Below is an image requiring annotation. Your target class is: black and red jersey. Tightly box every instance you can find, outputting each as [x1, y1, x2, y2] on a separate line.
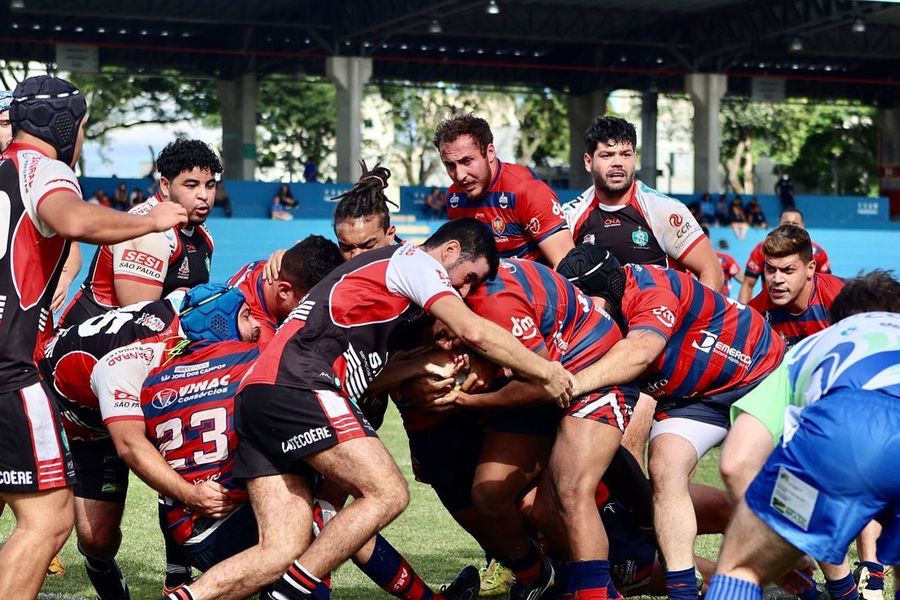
[37, 299, 184, 441]
[620, 264, 785, 399]
[60, 195, 214, 327]
[240, 243, 459, 403]
[142, 340, 257, 544]
[0, 143, 76, 393]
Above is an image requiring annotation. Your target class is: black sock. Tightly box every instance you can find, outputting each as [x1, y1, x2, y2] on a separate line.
[80, 542, 130, 600]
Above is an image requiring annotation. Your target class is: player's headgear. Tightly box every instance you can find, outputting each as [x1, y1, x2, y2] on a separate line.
[10, 75, 87, 167]
[0, 90, 12, 113]
[556, 244, 627, 307]
[179, 283, 246, 343]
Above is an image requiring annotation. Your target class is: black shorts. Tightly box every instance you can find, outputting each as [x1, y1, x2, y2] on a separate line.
[0, 380, 75, 493]
[489, 404, 561, 436]
[233, 384, 377, 480]
[408, 413, 485, 512]
[71, 437, 129, 502]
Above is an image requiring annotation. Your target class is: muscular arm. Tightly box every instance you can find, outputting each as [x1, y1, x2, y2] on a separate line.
[738, 274, 759, 304]
[537, 229, 575, 269]
[37, 191, 186, 244]
[573, 329, 667, 397]
[108, 420, 235, 518]
[680, 236, 724, 290]
[115, 279, 164, 306]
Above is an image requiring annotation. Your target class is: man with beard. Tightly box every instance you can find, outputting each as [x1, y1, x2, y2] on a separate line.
[60, 139, 222, 327]
[434, 113, 574, 268]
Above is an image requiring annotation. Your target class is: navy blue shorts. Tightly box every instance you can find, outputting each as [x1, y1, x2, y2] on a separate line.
[746, 389, 900, 565]
[178, 503, 259, 571]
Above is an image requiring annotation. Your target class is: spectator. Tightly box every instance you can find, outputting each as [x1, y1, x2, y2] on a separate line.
[129, 187, 145, 207]
[87, 188, 111, 207]
[746, 196, 767, 228]
[273, 183, 297, 210]
[303, 160, 319, 183]
[729, 195, 749, 239]
[424, 186, 446, 219]
[699, 192, 716, 225]
[775, 172, 795, 210]
[687, 200, 702, 223]
[112, 182, 129, 211]
[215, 180, 233, 218]
[715, 193, 730, 225]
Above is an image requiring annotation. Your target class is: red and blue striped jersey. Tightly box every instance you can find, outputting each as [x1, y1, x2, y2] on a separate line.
[141, 340, 258, 544]
[621, 264, 785, 399]
[466, 258, 625, 374]
[228, 260, 278, 343]
[716, 251, 741, 296]
[446, 160, 567, 262]
[748, 272, 844, 347]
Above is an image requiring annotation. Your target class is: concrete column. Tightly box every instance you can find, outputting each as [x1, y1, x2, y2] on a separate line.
[217, 72, 258, 181]
[639, 91, 658, 188]
[567, 89, 607, 190]
[877, 106, 900, 217]
[686, 73, 727, 194]
[326, 56, 373, 183]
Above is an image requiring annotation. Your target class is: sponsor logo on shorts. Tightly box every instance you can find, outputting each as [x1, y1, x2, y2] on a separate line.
[0, 470, 33, 486]
[691, 329, 752, 366]
[282, 426, 333, 453]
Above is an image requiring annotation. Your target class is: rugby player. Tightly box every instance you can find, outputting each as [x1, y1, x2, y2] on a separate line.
[0, 74, 186, 600]
[60, 139, 222, 327]
[748, 224, 844, 347]
[705, 273, 900, 600]
[0, 90, 11, 151]
[434, 113, 574, 267]
[556, 244, 785, 600]
[168, 170, 573, 600]
[701, 226, 743, 297]
[738, 208, 831, 304]
[36, 284, 259, 600]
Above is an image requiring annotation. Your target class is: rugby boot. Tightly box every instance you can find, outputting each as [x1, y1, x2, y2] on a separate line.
[439, 565, 480, 600]
[853, 562, 884, 600]
[46, 553, 66, 577]
[508, 558, 555, 600]
[479, 559, 515, 598]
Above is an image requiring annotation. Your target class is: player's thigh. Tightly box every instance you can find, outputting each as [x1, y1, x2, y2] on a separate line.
[247, 473, 314, 555]
[3, 487, 74, 537]
[472, 430, 553, 505]
[304, 436, 406, 502]
[550, 416, 623, 501]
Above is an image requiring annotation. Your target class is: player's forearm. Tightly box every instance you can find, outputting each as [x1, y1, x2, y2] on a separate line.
[463, 319, 551, 383]
[738, 277, 757, 304]
[113, 432, 195, 503]
[52, 202, 161, 244]
[573, 337, 655, 397]
[457, 379, 547, 409]
[370, 350, 433, 394]
[697, 262, 724, 291]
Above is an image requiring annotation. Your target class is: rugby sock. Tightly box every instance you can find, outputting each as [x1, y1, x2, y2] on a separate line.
[353, 534, 435, 600]
[159, 510, 193, 591]
[79, 542, 130, 600]
[826, 573, 859, 599]
[664, 566, 699, 600]
[270, 561, 325, 599]
[503, 541, 543, 586]
[160, 585, 195, 600]
[860, 561, 885, 592]
[800, 584, 820, 600]
[704, 574, 761, 600]
[567, 560, 616, 600]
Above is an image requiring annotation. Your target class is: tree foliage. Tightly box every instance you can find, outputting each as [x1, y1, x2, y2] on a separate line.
[515, 89, 568, 167]
[255, 75, 336, 182]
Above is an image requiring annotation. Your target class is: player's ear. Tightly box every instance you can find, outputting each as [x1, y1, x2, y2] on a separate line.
[159, 176, 171, 200]
[276, 280, 294, 298]
[443, 239, 462, 262]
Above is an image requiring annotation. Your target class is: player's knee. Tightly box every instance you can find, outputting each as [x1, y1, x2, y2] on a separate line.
[719, 452, 753, 501]
[549, 470, 595, 515]
[470, 478, 515, 516]
[76, 517, 122, 558]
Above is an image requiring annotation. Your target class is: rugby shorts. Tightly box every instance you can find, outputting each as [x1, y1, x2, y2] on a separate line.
[564, 388, 632, 432]
[71, 437, 129, 502]
[233, 383, 376, 480]
[745, 389, 900, 565]
[0, 380, 75, 493]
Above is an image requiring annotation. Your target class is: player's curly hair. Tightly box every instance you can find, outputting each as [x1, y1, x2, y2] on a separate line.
[829, 269, 900, 323]
[584, 116, 637, 155]
[332, 161, 397, 233]
[280, 235, 343, 295]
[155, 139, 223, 181]
[432, 113, 493, 156]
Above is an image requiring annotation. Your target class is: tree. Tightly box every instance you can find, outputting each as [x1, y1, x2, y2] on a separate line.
[515, 89, 568, 167]
[255, 75, 336, 182]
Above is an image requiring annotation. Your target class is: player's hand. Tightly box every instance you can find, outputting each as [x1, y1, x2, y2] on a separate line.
[186, 480, 235, 519]
[458, 353, 495, 393]
[148, 201, 188, 231]
[263, 249, 287, 283]
[540, 361, 576, 408]
[50, 275, 74, 312]
[399, 374, 456, 405]
[423, 390, 460, 413]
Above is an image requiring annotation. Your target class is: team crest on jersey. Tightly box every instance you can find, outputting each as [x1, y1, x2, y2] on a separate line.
[498, 193, 509, 209]
[449, 193, 460, 208]
[583, 234, 596, 245]
[492, 216, 505, 235]
[177, 257, 190, 279]
[631, 227, 649, 247]
[135, 312, 166, 332]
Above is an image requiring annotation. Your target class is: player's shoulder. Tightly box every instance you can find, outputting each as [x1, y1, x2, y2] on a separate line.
[748, 290, 770, 313]
[817, 272, 845, 295]
[499, 162, 553, 193]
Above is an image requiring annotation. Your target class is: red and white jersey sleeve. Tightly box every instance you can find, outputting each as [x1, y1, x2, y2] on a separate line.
[18, 149, 81, 238]
[632, 183, 704, 262]
[90, 341, 167, 425]
[111, 231, 173, 288]
[384, 243, 460, 313]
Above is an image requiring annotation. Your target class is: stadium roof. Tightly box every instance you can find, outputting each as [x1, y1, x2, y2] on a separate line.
[4, 0, 900, 103]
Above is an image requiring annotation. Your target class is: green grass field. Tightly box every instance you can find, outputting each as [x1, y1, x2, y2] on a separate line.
[1, 404, 891, 599]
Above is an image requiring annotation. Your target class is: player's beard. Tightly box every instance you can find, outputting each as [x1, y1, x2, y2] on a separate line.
[594, 169, 634, 200]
